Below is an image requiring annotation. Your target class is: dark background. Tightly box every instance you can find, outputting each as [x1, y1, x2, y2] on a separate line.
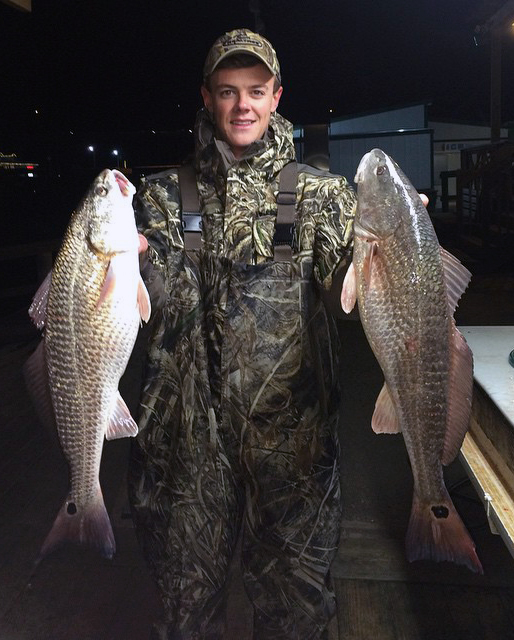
[1, 0, 513, 244]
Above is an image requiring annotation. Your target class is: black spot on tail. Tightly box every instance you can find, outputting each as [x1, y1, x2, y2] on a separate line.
[431, 505, 449, 519]
[67, 502, 77, 515]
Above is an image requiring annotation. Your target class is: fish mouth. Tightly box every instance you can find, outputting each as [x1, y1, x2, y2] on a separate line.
[112, 169, 135, 198]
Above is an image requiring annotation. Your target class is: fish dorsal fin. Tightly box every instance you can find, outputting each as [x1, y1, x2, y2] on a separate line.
[28, 270, 52, 330]
[341, 261, 357, 313]
[22, 340, 57, 434]
[442, 323, 474, 465]
[105, 392, 138, 440]
[372, 383, 401, 434]
[441, 248, 471, 315]
[137, 276, 151, 323]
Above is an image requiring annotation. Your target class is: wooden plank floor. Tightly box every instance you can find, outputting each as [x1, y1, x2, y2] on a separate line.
[1, 265, 514, 639]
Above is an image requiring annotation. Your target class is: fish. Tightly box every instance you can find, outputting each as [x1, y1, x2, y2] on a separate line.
[341, 148, 482, 574]
[24, 168, 151, 560]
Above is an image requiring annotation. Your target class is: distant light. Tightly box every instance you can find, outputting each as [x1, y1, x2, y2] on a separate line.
[27, 172, 34, 178]
[26, 164, 34, 169]
[87, 145, 94, 152]
[151, 130, 156, 134]
[69, 131, 74, 135]
[188, 129, 193, 133]
[398, 129, 405, 132]
[112, 149, 119, 156]
[329, 108, 333, 113]
[34, 109, 39, 114]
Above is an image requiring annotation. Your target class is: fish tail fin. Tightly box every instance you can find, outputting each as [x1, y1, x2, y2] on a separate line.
[38, 487, 115, 562]
[406, 490, 483, 574]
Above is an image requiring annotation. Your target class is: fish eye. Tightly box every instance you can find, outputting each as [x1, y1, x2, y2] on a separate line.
[376, 165, 387, 176]
[95, 185, 108, 197]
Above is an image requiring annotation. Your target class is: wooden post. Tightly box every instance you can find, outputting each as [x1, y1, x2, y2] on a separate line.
[490, 27, 502, 142]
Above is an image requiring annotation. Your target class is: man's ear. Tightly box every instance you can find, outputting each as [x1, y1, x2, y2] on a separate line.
[201, 85, 213, 112]
[271, 86, 283, 113]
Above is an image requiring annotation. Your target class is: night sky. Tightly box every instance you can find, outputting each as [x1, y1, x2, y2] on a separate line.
[1, 0, 514, 165]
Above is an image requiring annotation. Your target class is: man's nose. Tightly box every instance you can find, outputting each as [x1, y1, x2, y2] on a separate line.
[235, 93, 250, 110]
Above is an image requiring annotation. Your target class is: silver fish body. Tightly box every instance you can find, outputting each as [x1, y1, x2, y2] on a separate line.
[25, 168, 150, 560]
[342, 149, 482, 573]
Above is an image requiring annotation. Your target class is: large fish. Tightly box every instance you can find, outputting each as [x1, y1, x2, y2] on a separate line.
[341, 148, 482, 573]
[24, 168, 151, 560]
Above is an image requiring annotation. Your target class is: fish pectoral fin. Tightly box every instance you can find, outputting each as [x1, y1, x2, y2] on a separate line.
[341, 261, 357, 313]
[442, 323, 474, 465]
[105, 392, 139, 440]
[365, 241, 377, 284]
[371, 383, 401, 434]
[28, 269, 52, 330]
[137, 275, 151, 323]
[441, 247, 472, 315]
[97, 262, 117, 309]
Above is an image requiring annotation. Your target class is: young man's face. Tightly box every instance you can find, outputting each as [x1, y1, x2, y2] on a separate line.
[201, 63, 283, 159]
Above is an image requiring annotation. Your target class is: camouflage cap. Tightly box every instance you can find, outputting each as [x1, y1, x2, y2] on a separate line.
[203, 28, 281, 84]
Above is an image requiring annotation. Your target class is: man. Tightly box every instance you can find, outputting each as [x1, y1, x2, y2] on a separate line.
[128, 28, 356, 639]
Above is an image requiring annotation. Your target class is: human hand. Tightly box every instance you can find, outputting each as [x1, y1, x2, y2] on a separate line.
[138, 233, 148, 254]
[420, 193, 429, 207]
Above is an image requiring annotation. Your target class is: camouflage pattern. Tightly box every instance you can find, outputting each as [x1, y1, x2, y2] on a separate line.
[203, 28, 281, 84]
[128, 109, 355, 639]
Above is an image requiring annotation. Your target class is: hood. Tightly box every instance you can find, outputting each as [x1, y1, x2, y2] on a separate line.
[194, 108, 296, 182]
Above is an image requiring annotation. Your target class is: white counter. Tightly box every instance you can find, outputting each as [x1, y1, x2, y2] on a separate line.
[458, 326, 514, 559]
[460, 326, 514, 427]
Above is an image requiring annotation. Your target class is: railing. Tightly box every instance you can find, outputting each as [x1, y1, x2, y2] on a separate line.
[454, 142, 514, 255]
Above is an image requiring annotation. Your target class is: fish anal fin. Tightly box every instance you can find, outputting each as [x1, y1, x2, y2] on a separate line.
[341, 261, 357, 313]
[105, 391, 138, 440]
[28, 270, 52, 330]
[137, 275, 151, 323]
[441, 247, 472, 315]
[442, 323, 474, 465]
[38, 486, 115, 562]
[372, 383, 401, 434]
[406, 490, 483, 574]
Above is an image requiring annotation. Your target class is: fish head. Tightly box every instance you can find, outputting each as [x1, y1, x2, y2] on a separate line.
[354, 148, 420, 241]
[83, 169, 138, 256]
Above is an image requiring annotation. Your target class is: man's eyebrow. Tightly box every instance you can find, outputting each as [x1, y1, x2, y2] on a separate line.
[215, 82, 269, 90]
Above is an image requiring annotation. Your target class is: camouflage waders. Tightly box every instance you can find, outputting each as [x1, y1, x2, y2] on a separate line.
[128, 111, 355, 639]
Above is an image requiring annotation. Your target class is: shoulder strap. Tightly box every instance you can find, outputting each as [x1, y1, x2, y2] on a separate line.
[178, 163, 202, 251]
[273, 161, 297, 262]
[177, 161, 298, 259]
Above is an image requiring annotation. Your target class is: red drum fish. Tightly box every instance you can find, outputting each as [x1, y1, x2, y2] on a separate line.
[25, 169, 150, 560]
[341, 148, 482, 573]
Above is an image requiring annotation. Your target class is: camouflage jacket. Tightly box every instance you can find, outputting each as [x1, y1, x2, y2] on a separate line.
[133, 109, 355, 465]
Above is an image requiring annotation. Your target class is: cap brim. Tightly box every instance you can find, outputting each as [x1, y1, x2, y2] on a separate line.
[207, 49, 278, 79]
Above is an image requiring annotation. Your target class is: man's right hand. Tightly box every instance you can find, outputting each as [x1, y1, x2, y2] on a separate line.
[138, 233, 148, 254]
